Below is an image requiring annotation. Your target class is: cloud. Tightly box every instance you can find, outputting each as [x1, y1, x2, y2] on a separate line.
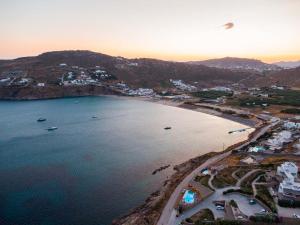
[223, 22, 234, 30]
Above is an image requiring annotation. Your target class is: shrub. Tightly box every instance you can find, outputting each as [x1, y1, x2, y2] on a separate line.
[229, 199, 238, 208]
[249, 214, 279, 223]
[281, 108, 300, 114]
[223, 188, 253, 196]
[278, 199, 300, 208]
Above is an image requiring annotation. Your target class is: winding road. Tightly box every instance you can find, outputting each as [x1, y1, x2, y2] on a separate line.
[156, 120, 279, 225]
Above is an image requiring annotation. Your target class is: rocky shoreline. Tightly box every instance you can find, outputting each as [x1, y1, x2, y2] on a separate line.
[0, 85, 121, 100]
[111, 129, 257, 225]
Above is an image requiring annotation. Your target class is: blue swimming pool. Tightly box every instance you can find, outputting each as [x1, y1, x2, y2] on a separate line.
[183, 190, 195, 204]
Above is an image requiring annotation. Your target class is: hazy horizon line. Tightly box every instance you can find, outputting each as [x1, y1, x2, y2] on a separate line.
[1, 49, 300, 64]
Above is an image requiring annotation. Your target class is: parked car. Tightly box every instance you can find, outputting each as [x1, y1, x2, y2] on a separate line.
[293, 213, 300, 219]
[216, 205, 224, 210]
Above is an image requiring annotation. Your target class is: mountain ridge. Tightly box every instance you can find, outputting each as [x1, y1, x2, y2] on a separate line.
[188, 56, 281, 72]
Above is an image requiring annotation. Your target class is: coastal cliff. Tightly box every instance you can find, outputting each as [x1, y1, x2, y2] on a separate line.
[0, 85, 120, 100]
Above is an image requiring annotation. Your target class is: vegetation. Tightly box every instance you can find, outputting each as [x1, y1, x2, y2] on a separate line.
[256, 175, 267, 183]
[255, 185, 277, 213]
[194, 175, 213, 190]
[281, 108, 300, 114]
[212, 167, 237, 188]
[233, 89, 300, 107]
[278, 199, 300, 208]
[193, 90, 233, 99]
[240, 170, 265, 190]
[249, 214, 279, 223]
[235, 168, 252, 178]
[229, 199, 238, 208]
[223, 188, 253, 196]
[188, 208, 214, 224]
[195, 220, 242, 225]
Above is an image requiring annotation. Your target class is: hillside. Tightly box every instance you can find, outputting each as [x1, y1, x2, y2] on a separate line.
[252, 67, 300, 88]
[188, 57, 281, 72]
[0, 51, 255, 87]
[273, 61, 300, 69]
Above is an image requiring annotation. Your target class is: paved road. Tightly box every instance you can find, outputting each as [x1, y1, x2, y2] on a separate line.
[174, 188, 265, 224]
[156, 151, 231, 225]
[157, 121, 279, 225]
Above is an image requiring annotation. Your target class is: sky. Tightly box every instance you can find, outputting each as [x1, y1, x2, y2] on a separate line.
[0, 0, 299, 62]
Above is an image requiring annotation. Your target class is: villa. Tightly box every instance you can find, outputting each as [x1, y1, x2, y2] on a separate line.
[266, 130, 292, 151]
[277, 162, 300, 199]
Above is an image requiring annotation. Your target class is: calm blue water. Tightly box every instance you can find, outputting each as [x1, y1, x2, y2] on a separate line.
[0, 96, 250, 225]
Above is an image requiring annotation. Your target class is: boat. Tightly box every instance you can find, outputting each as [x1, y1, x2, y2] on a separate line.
[37, 118, 47, 122]
[46, 127, 58, 131]
[164, 127, 172, 130]
[92, 116, 98, 119]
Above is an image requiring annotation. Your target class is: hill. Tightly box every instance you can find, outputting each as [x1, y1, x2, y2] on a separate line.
[252, 67, 300, 88]
[0, 51, 256, 93]
[273, 61, 300, 69]
[188, 57, 281, 72]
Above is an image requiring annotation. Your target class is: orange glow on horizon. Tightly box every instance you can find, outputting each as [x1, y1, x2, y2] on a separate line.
[1, 0, 299, 63]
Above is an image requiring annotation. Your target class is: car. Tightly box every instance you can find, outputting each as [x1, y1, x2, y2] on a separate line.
[249, 199, 256, 205]
[216, 205, 224, 210]
[259, 209, 266, 214]
[293, 213, 300, 219]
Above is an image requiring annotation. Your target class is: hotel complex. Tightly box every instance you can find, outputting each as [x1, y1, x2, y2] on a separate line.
[277, 162, 300, 199]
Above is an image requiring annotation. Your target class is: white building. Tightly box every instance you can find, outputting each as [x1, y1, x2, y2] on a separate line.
[37, 83, 45, 87]
[277, 162, 300, 198]
[170, 79, 196, 92]
[209, 86, 232, 92]
[284, 121, 300, 130]
[277, 162, 298, 179]
[266, 130, 292, 151]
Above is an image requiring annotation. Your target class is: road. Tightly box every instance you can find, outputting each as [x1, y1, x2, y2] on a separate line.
[156, 151, 231, 225]
[174, 188, 265, 224]
[156, 120, 279, 225]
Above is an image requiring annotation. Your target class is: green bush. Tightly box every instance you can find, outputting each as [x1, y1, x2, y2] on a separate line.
[281, 108, 300, 114]
[278, 199, 300, 208]
[193, 90, 233, 99]
[229, 200, 238, 208]
[223, 188, 253, 195]
[255, 185, 277, 213]
[249, 214, 279, 223]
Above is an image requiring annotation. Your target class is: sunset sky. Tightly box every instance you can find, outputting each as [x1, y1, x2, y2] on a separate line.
[0, 0, 299, 62]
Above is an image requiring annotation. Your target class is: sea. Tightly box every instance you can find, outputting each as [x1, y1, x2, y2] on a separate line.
[0, 96, 251, 225]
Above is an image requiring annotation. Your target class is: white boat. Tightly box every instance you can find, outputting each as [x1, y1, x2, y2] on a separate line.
[46, 126, 58, 131]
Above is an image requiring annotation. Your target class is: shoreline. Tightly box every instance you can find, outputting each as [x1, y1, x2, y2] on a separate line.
[107, 95, 259, 127]
[112, 122, 265, 225]
[0, 93, 261, 225]
[1, 93, 258, 127]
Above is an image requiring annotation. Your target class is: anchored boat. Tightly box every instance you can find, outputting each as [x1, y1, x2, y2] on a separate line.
[46, 126, 58, 131]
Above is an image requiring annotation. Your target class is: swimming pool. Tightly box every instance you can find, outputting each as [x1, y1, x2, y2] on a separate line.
[183, 190, 195, 204]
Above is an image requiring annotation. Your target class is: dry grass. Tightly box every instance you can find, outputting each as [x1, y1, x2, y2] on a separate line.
[261, 155, 300, 165]
[212, 167, 238, 188]
[215, 154, 244, 167]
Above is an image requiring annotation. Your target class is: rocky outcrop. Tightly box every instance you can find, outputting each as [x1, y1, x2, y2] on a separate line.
[0, 85, 120, 100]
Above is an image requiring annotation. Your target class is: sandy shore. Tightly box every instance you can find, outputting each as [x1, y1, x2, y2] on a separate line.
[108, 95, 258, 127]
